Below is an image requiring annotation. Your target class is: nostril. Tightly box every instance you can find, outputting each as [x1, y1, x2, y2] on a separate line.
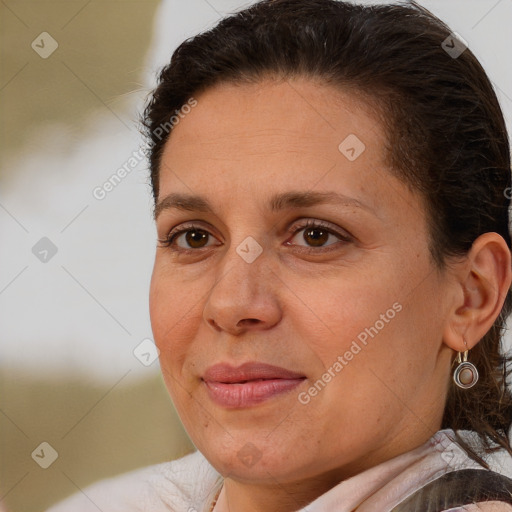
[208, 319, 222, 331]
[239, 318, 260, 326]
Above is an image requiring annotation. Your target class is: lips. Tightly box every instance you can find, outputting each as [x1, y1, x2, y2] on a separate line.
[202, 361, 306, 408]
[203, 361, 305, 383]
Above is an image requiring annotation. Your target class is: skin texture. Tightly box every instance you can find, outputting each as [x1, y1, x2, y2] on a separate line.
[149, 77, 511, 512]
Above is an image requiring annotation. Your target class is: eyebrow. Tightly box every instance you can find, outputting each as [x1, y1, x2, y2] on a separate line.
[153, 190, 373, 220]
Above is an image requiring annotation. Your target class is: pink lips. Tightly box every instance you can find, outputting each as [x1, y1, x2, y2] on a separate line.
[202, 362, 306, 408]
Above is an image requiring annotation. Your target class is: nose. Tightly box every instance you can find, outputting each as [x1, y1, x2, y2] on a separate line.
[203, 242, 282, 336]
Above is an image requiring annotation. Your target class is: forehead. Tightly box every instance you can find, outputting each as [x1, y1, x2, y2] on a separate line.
[164, 77, 385, 161]
[156, 77, 417, 223]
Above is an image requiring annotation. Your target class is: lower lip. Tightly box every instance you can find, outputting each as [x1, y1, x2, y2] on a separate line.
[203, 378, 305, 408]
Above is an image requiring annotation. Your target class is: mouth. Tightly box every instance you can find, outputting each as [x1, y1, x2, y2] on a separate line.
[202, 361, 306, 408]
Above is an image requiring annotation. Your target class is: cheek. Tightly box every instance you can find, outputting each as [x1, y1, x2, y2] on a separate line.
[300, 269, 400, 359]
[149, 262, 203, 341]
[303, 306, 423, 444]
[301, 263, 434, 393]
[149, 265, 204, 380]
[310, 274, 443, 421]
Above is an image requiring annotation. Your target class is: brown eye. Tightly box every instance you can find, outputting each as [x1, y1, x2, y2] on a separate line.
[158, 225, 220, 251]
[288, 220, 350, 250]
[303, 227, 330, 247]
[183, 229, 209, 249]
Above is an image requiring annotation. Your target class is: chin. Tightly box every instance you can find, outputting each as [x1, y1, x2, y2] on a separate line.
[197, 433, 310, 484]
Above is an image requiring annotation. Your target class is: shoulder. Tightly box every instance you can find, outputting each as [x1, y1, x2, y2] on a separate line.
[45, 450, 221, 512]
[443, 503, 512, 512]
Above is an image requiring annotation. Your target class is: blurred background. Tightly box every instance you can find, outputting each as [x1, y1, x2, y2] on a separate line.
[1, 0, 511, 510]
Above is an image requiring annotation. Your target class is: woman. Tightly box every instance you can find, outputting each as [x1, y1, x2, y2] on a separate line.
[47, 0, 512, 510]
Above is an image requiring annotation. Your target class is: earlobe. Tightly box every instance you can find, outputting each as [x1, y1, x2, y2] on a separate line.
[442, 232, 512, 353]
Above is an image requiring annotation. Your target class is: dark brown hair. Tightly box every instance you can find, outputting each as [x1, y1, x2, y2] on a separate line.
[141, 0, 512, 465]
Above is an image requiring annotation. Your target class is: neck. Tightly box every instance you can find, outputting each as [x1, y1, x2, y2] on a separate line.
[213, 451, 383, 512]
[213, 422, 444, 512]
[215, 476, 339, 512]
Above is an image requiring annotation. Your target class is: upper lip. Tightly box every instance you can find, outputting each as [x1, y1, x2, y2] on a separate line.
[202, 362, 305, 383]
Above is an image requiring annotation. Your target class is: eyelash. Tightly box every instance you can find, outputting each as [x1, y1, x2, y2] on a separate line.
[157, 219, 352, 254]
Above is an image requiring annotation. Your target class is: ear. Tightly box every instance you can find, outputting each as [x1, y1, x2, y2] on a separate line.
[443, 232, 512, 352]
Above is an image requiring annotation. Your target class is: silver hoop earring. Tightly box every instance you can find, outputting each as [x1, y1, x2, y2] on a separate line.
[453, 350, 479, 389]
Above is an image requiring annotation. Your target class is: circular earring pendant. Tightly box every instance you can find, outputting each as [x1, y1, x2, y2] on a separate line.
[453, 361, 479, 389]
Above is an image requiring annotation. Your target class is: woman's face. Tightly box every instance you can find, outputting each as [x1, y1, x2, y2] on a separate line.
[149, 77, 455, 486]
